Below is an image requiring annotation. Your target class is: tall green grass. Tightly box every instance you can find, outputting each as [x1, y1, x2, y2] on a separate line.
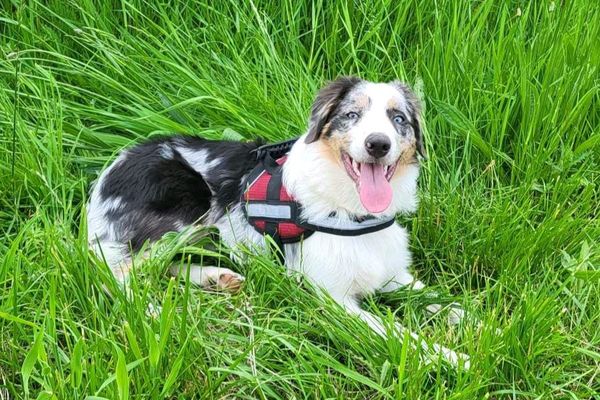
[1, 0, 599, 398]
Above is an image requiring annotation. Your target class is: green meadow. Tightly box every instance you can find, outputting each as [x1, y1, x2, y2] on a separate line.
[1, 1, 599, 398]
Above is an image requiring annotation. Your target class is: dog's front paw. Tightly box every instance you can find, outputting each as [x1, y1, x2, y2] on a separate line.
[216, 271, 245, 293]
[431, 343, 471, 370]
[447, 304, 466, 326]
[446, 348, 471, 370]
[426, 303, 466, 326]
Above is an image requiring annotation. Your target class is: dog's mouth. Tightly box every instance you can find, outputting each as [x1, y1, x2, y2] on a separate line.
[342, 152, 398, 214]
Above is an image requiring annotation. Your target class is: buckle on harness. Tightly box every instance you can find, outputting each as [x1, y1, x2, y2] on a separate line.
[251, 139, 297, 171]
[252, 139, 297, 160]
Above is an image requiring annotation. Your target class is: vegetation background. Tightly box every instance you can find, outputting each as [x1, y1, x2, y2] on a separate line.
[1, 0, 599, 398]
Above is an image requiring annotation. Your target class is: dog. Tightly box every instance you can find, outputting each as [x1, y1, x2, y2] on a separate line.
[87, 77, 469, 368]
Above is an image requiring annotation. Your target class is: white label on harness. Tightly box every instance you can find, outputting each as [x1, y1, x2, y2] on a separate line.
[246, 203, 292, 219]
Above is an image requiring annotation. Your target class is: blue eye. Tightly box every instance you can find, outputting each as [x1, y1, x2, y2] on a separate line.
[393, 115, 405, 124]
[346, 111, 359, 120]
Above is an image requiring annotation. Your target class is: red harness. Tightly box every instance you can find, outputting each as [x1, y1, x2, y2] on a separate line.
[243, 154, 313, 243]
[242, 139, 313, 246]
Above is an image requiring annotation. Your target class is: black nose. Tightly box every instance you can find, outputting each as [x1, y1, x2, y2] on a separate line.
[365, 133, 391, 158]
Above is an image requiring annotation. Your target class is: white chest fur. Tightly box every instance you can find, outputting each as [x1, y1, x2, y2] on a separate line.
[285, 223, 412, 298]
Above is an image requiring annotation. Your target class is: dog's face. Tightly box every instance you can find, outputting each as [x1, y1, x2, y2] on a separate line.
[305, 77, 424, 214]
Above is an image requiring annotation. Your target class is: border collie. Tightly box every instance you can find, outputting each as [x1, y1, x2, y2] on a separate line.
[87, 77, 469, 368]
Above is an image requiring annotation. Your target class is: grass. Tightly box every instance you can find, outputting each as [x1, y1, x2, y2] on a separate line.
[1, 0, 599, 398]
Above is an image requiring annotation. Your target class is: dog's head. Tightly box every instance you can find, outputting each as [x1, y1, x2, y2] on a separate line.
[304, 77, 424, 214]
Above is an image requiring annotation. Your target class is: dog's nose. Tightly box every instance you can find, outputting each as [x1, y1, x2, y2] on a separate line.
[365, 133, 391, 158]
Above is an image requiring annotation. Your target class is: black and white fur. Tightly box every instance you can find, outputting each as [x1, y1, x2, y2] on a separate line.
[87, 77, 469, 368]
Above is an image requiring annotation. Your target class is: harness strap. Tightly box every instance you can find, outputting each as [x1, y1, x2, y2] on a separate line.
[265, 161, 285, 263]
[252, 139, 297, 162]
[298, 214, 395, 236]
[245, 205, 395, 236]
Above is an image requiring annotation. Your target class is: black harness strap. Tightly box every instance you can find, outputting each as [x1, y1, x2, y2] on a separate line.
[265, 160, 285, 263]
[298, 216, 395, 236]
[253, 139, 297, 163]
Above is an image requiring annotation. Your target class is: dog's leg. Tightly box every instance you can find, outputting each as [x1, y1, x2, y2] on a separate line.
[170, 264, 245, 293]
[91, 240, 134, 294]
[380, 272, 465, 326]
[91, 240, 166, 317]
[338, 296, 470, 369]
[379, 269, 425, 293]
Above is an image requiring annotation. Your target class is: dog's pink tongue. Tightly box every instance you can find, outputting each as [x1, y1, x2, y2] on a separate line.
[358, 163, 393, 213]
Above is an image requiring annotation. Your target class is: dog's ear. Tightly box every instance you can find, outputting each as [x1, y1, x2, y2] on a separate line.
[390, 81, 426, 159]
[305, 76, 362, 144]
